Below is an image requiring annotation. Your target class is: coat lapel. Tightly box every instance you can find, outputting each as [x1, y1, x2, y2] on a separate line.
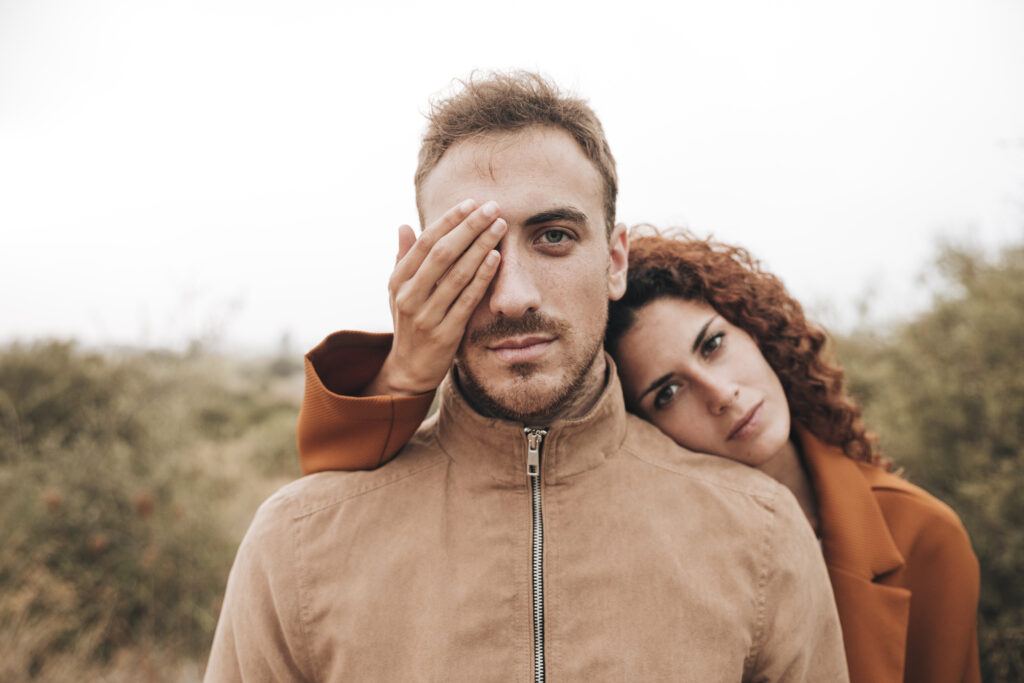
[796, 430, 911, 683]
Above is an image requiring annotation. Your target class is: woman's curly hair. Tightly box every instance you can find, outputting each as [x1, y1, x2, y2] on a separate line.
[606, 229, 883, 466]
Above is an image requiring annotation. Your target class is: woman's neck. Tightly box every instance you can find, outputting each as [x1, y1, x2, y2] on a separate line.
[756, 438, 820, 536]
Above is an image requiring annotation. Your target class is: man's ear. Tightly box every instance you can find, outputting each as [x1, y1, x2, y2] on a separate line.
[607, 222, 629, 301]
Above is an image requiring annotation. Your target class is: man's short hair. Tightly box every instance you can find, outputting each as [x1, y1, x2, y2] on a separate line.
[414, 70, 618, 236]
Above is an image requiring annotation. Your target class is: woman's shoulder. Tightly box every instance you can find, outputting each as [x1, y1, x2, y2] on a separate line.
[856, 461, 976, 562]
[857, 462, 956, 519]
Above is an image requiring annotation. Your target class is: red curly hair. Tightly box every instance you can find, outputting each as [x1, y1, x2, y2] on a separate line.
[606, 229, 883, 466]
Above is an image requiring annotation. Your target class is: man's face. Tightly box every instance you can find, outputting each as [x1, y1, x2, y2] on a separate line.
[419, 127, 627, 422]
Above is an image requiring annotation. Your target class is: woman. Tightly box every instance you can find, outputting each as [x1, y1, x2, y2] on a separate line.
[295, 231, 980, 683]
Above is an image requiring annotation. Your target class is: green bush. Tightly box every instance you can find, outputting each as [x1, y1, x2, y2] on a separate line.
[835, 241, 1024, 682]
[0, 342, 300, 680]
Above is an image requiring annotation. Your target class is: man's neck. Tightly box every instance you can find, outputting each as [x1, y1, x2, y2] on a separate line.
[540, 356, 610, 423]
[540, 352, 609, 424]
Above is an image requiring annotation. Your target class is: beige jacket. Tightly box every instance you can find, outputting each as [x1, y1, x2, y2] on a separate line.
[207, 342, 848, 681]
[290, 333, 980, 683]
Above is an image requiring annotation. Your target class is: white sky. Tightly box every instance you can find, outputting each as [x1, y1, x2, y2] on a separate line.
[2, 0, 1022, 354]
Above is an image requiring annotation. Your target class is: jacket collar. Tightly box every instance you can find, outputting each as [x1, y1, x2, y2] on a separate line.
[797, 429, 905, 579]
[434, 353, 628, 487]
[796, 429, 910, 683]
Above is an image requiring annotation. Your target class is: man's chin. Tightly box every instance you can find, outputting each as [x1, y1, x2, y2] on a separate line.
[455, 332, 605, 423]
[454, 363, 568, 423]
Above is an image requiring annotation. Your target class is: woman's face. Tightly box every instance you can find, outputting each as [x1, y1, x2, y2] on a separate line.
[614, 297, 791, 467]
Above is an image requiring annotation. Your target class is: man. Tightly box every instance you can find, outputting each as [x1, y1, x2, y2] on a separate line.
[206, 72, 848, 681]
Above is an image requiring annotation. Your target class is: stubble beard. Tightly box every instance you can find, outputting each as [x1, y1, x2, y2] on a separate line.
[454, 311, 607, 424]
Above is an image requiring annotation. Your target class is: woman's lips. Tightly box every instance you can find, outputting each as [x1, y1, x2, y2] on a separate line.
[727, 401, 763, 441]
[488, 337, 555, 364]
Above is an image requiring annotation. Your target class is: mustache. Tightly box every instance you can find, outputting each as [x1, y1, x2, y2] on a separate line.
[467, 311, 567, 347]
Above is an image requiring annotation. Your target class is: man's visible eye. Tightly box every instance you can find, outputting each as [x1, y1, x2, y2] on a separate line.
[539, 229, 570, 244]
[653, 382, 682, 410]
[700, 332, 725, 358]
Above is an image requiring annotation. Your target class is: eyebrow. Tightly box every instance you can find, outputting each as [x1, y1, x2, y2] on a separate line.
[522, 206, 589, 228]
[638, 372, 674, 403]
[636, 314, 719, 404]
[691, 315, 718, 353]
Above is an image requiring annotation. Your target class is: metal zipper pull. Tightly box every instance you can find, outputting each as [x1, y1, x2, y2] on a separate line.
[525, 428, 547, 477]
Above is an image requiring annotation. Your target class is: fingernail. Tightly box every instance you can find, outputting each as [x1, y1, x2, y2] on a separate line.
[481, 201, 498, 218]
[489, 218, 506, 235]
[485, 250, 500, 267]
[459, 199, 476, 213]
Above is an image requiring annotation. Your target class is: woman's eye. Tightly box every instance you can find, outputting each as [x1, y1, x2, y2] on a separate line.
[701, 332, 724, 358]
[540, 230, 569, 244]
[653, 383, 681, 409]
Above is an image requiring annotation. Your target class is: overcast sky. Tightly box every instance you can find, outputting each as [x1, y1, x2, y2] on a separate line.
[2, 0, 1022, 353]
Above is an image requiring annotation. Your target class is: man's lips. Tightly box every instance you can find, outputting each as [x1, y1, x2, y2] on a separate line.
[727, 401, 763, 441]
[486, 336, 555, 363]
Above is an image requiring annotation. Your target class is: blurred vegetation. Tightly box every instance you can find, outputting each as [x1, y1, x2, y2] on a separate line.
[0, 342, 301, 681]
[0, 239, 1021, 680]
[836, 239, 1024, 682]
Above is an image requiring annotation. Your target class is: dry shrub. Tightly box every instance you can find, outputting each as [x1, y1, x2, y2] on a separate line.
[0, 341, 301, 680]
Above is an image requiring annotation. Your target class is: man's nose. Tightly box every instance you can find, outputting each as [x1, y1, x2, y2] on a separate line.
[487, 244, 541, 318]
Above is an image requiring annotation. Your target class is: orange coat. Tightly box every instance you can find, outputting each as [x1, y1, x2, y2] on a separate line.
[794, 430, 980, 683]
[296, 331, 981, 683]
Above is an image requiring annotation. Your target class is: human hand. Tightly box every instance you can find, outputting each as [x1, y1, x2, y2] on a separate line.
[362, 199, 506, 396]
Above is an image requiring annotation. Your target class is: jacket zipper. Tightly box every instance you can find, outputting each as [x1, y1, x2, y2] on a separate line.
[525, 427, 548, 683]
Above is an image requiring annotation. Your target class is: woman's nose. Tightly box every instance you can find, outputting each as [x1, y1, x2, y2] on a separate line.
[706, 381, 739, 416]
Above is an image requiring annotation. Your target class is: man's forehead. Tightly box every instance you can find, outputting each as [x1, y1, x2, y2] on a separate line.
[460, 128, 566, 168]
[420, 127, 602, 223]
[430, 129, 575, 183]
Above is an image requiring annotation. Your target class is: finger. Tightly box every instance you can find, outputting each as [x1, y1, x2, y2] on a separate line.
[395, 225, 416, 264]
[392, 199, 476, 284]
[406, 200, 502, 297]
[423, 217, 506, 321]
[440, 249, 501, 332]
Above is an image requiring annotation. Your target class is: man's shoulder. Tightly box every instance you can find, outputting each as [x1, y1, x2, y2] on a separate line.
[620, 413, 786, 507]
[617, 416, 824, 604]
[264, 430, 447, 523]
